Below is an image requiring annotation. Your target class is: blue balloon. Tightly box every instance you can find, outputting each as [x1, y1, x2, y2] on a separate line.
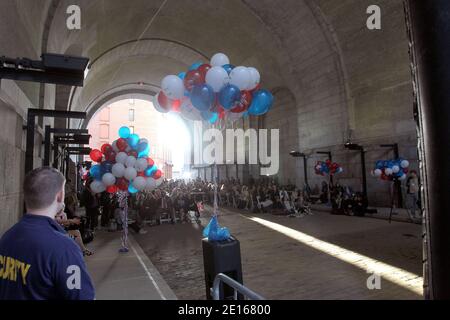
[375, 160, 384, 169]
[248, 89, 274, 116]
[222, 64, 235, 75]
[145, 166, 156, 177]
[119, 126, 131, 139]
[136, 142, 148, 153]
[128, 134, 140, 149]
[218, 84, 241, 110]
[191, 84, 215, 111]
[100, 161, 113, 175]
[178, 72, 186, 80]
[189, 61, 202, 71]
[138, 144, 150, 158]
[90, 165, 102, 180]
[128, 184, 138, 194]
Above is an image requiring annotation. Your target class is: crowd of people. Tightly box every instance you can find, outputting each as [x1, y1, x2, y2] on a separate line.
[66, 170, 421, 255]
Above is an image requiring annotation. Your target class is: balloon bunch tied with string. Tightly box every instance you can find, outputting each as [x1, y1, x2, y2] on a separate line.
[314, 159, 343, 176]
[372, 159, 410, 181]
[88, 126, 163, 194]
[154, 52, 274, 125]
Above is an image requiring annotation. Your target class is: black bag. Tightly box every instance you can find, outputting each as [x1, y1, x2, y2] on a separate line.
[82, 230, 94, 244]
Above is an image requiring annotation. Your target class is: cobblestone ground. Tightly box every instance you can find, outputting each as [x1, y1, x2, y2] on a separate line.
[134, 207, 422, 300]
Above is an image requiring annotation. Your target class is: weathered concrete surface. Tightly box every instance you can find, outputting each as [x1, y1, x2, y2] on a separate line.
[135, 206, 422, 300]
[85, 231, 177, 300]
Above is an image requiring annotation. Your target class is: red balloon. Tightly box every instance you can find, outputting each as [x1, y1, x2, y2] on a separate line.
[116, 178, 128, 191]
[128, 150, 138, 158]
[105, 150, 116, 162]
[152, 169, 162, 180]
[197, 64, 212, 82]
[89, 149, 103, 163]
[184, 69, 203, 91]
[107, 185, 118, 194]
[147, 158, 155, 167]
[101, 143, 112, 155]
[137, 171, 145, 177]
[231, 91, 253, 113]
[157, 91, 172, 111]
[116, 138, 128, 151]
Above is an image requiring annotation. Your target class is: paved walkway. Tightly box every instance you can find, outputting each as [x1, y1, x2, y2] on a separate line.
[84, 230, 177, 300]
[134, 206, 423, 300]
[310, 203, 422, 224]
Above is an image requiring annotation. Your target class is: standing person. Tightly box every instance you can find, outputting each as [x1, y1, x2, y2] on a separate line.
[406, 170, 420, 219]
[0, 167, 95, 300]
[81, 180, 100, 231]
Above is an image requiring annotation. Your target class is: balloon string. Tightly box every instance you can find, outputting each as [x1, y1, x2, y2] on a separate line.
[213, 162, 218, 217]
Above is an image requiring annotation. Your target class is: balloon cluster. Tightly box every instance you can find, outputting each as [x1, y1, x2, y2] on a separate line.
[88, 126, 163, 194]
[155, 52, 274, 124]
[315, 160, 343, 176]
[372, 158, 409, 181]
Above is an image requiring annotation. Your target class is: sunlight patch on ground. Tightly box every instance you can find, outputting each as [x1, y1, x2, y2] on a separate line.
[244, 215, 423, 296]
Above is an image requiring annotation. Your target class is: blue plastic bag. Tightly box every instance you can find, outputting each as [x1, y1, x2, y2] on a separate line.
[203, 216, 231, 242]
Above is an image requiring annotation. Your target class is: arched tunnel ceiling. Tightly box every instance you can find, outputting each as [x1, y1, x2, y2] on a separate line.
[4, 0, 412, 148]
[46, 0, 292, 122]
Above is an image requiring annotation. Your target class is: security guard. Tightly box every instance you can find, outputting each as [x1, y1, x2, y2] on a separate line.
[0, 167, 95, 300]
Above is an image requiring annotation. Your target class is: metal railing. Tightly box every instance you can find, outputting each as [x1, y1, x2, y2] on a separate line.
[211, 273, 265, 300]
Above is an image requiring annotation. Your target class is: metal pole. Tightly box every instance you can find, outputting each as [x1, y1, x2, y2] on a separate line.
[406, 0, 450, 299]
[25, 112, 36, 174]
[44, 125, 51, 166]
[302, 156, 308, 187]
[360, 149, 368, 201]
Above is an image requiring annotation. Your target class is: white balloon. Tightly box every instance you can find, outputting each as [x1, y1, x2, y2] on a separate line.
[135, 158, 148, 172]
[229, 66, 251, 90]
[210, 53, 230, 67]
[125, 156, 137, 168]
[145, 178, 157, 191]
[102, 173, 116, 187]
[399, 174, 407, 181]
[246, 67, 260, 90]
[124, 167, 137, 181]
[125, 145, 132, 153]
[133, 176, 147, 191]
[111, 140, 120, 153]
[112, 163, 125, 178]
[401, 160, 410, 168]
[90, 180, 106, 194]
[392, 165, 400, 173]
[385, 168, 393, 176]
[374, 169, 382, 177]
[116, 152, 128, 165]
[161, 75, 184, 100]
[205, 66, 230, 92]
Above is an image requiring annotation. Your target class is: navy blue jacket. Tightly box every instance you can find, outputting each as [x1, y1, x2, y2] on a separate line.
[0, 214, 95, 300]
